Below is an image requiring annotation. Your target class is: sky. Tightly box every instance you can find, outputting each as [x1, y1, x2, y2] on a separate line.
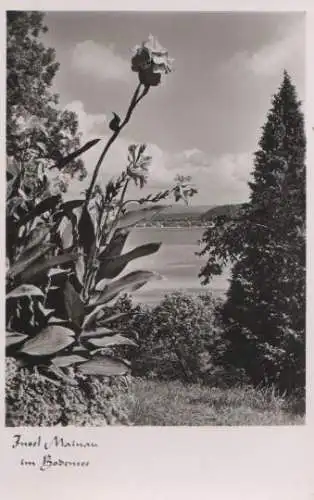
[43, 11, 305, 206]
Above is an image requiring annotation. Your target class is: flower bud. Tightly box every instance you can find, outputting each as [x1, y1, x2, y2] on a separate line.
[131, 34, 173, 87]
[139, 67, 161, 87]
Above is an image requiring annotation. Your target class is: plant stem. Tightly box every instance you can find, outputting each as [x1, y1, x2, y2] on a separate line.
[85, 83, 149, 205]
[81, 83, 150, 301]
[98, 177, 131, 260]
[107, 178, 130, 238]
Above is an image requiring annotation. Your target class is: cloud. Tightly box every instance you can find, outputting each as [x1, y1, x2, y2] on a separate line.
[66, 100, 107, 136]
[63, 100, 253, 205]
[71, 40, 130, 82]
[174, 149, 211, 168]
[62, 100, 174, 200]
[247, 23, 304, 77]
[223, 19, 304, 82]
[165, 149, 253, 205]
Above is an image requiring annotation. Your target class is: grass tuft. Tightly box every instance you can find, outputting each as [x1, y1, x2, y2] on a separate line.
[122, 378, 305, 426]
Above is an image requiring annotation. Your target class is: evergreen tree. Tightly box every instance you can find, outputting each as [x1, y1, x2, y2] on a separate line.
[6, 11, 86, 193]
[199, 71, 305, 393]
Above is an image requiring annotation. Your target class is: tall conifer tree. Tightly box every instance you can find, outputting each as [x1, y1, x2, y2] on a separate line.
[199, 71, 306, 392]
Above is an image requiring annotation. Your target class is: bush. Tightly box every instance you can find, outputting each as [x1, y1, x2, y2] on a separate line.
[6, 357, 130, 426]
[124, 291, 225, 383]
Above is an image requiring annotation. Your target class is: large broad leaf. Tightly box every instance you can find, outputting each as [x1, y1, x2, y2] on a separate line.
[48, 316, 68, 324]
[92, 270, 162, 306]
[47, 267, 71, 278]
[22, 224, 52, 253]
[20, 325, 75, 356]
[52, 354, 87, 368]
[6, 331, 28, 348]
[75, 254, 85, 286]
[77, 356, 130, 376]
[60, 200, 84, 212]
[96, 242, 161, 281]
[78, 205, 95, 258]
[87, 334, 137, 348]
[64, 281, 85, 328]
[20, 253, 78, 282]
[71, 345, 90, 355]
[98, 229, 129, 260]
[54, 139, 101, 170]
[8, 243, 54, 279]
[59, 218, 74, 249]
[97, 312, 131, 325]
[82, 304, 109, 330]
[6, 284, 44, 299]
[17, 195, 61, 228]
[116, 205, 168, 230]
[81, 327, 114, 339]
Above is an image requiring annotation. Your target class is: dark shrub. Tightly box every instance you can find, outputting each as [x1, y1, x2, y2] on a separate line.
[6, 357, 130, 426]
[121, 292, 225, 383]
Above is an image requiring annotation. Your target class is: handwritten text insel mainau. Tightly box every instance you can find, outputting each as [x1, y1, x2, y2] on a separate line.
[12, 434, 99, 450]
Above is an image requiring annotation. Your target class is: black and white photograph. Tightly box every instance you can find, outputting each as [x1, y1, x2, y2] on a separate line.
[5, 10, 306, 427]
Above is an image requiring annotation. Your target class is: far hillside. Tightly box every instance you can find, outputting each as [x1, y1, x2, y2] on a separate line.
[201, 203, 244, 221]
[136, 205, 211, 227]
[136, 203, 244, 227]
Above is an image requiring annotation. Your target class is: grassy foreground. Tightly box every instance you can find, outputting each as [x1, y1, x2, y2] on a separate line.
[122, 378, 305, 426]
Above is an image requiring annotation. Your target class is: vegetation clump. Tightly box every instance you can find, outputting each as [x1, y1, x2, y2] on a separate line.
[6, 12, 197, 426]
[6, 357, 130, 426]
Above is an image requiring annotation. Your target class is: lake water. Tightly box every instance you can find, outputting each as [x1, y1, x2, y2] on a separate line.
[123, 227, 230, 305]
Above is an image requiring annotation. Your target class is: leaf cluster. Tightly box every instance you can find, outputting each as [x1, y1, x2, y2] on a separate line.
[6, 140, 197, 386]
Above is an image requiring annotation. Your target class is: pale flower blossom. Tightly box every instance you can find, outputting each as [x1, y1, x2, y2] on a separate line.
[127, 144, 151, 187]
[131, 34, 174, 87]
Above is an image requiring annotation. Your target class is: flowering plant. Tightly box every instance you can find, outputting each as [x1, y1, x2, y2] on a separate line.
[131, 34, 174, 87]
[6, 34, 197, 401]
[86, 35, 173, 202]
